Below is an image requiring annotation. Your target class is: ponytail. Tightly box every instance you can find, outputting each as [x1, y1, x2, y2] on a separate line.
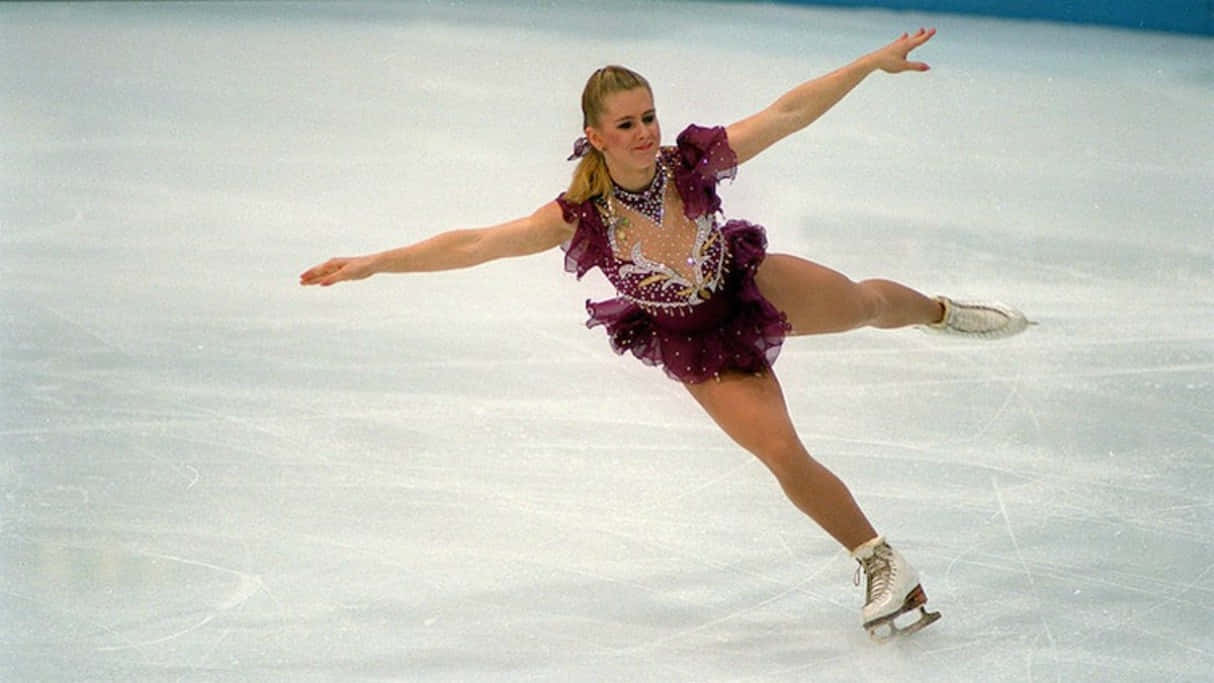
[565, 148, 612, 204]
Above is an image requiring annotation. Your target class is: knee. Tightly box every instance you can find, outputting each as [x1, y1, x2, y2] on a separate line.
[753, 438, 811, 480]
[856, 279, 891, 326]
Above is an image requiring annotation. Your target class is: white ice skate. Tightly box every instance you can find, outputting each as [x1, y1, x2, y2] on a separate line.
[851, 536, 940, 642]
[922, 296, 1031, 339]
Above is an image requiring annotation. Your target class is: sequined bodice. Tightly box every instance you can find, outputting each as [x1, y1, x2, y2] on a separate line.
[597, 160, 728, 314]
[557, 124, 742, 321]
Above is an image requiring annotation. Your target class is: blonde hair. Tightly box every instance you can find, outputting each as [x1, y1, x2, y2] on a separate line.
[565, 65, 653, 204]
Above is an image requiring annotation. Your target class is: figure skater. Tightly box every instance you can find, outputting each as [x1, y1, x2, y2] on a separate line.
[300, 28, 1028, 641]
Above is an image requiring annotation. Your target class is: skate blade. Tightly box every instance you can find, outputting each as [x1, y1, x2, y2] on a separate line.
[864, 585, 942, 643]
[866, 607, 941, 643]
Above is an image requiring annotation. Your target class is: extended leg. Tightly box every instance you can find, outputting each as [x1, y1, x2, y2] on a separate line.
[754, 253, 943, 335]
[683, 369, 877, 550]
[755, 253, 1029, 338]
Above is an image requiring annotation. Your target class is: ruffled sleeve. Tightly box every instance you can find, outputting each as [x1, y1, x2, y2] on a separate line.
[670, 124, 738, 220]
[555, 193, 608, 280]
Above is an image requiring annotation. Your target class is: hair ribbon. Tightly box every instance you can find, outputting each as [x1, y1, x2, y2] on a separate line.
[567, 136, 591, 161]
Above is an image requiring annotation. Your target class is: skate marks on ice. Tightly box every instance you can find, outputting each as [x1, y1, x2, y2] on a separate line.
[785, 325, 1213, 677]
[91, 549, 265, 653]
[990, 475, 1060, 674]
[4, 536, 271, 669]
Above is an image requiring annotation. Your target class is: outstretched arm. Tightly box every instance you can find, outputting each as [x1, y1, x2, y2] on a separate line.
[726, 28, 936, 166]
[299, 201, 574, 287]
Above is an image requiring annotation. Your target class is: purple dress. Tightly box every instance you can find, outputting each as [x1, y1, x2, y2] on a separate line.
[556, 124, 790, 384]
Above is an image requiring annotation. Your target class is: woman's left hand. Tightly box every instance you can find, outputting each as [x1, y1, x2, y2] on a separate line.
[867, 28, 936, 73]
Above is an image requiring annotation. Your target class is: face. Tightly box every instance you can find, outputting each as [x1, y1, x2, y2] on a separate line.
[586, 87, 661, 176]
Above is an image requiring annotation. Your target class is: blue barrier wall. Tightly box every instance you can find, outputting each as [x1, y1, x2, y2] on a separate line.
[771, 1, 1213, 35]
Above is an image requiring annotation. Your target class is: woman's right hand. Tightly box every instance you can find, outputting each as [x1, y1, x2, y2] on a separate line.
[299, 255, 377, 287]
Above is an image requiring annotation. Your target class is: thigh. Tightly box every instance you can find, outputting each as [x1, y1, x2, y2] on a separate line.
[684, 370, 802, 458]
[755, 253, 875, 335]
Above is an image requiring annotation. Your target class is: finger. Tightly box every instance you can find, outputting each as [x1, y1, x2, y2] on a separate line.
[301, 260, 329, 276]
[307, 258, 345, 277]
[299, 266, 327, 283]
[301, 261, 340, 284]
[322, 264, 353, 286]
[904, 29, 935, 56]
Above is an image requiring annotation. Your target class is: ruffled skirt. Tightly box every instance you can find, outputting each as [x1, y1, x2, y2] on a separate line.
[585, 220, 790, 384]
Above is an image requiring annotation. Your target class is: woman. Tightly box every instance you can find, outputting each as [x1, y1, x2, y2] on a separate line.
[300, 28, 1027, 641]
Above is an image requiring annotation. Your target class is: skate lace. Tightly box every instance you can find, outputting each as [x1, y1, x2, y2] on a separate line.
[853, 544, 895, 603]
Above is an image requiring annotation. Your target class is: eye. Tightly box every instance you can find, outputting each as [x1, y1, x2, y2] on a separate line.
[642, 113, 656, 124]
[617, 121, 633, 130]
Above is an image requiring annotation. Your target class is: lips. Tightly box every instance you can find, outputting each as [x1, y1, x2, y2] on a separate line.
[633, 141, 655, 152]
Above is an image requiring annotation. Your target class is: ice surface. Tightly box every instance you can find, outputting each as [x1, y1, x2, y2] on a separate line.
[2, 1, 1212, 681]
